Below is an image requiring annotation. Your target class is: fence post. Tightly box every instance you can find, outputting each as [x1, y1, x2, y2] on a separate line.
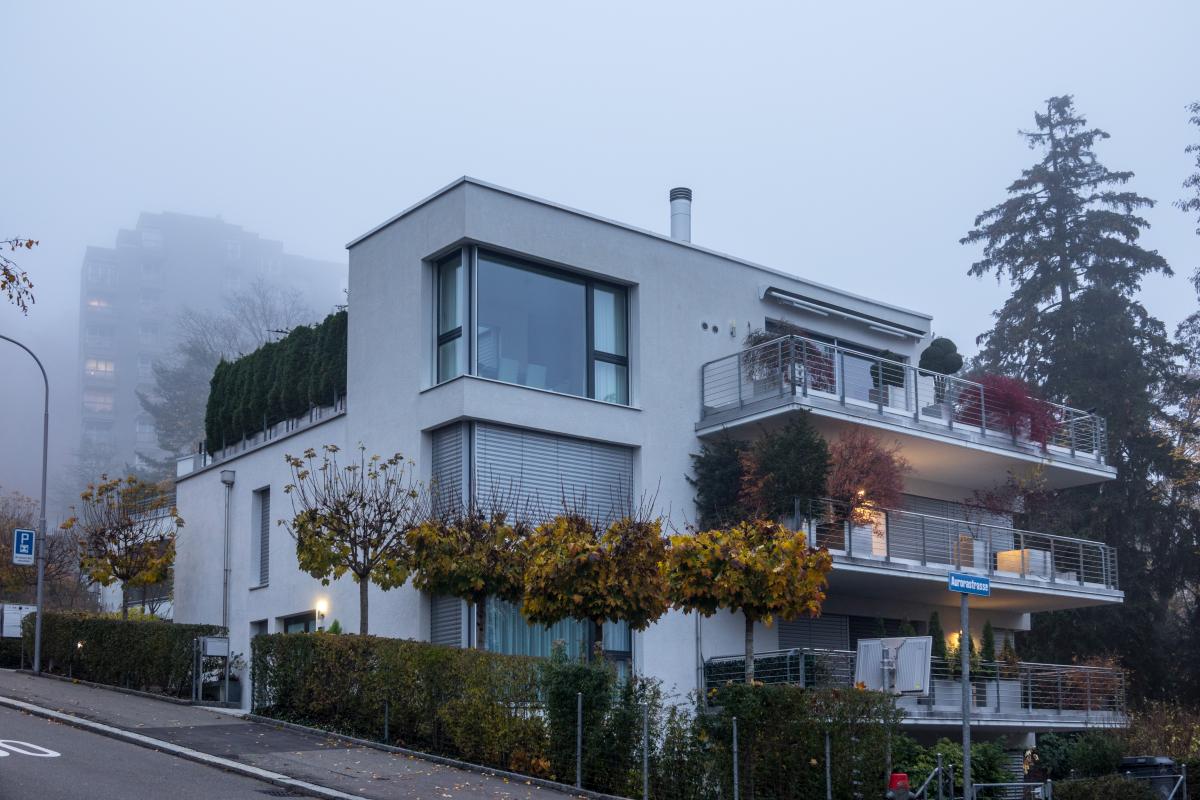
[936, 753, 944, 800]
[384, 698, 389, 744]
[576, 692, 583, 790]
[825, 728, 832, 800]
[1046, 778, 1053, 800]
[732, 716, 739, 800]
[642, 703, 649, 800]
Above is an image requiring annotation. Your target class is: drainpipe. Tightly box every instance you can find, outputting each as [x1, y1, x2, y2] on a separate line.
[220, 470, 236, 630]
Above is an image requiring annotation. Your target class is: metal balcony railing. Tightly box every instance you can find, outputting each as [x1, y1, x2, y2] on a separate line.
[699, 335, 1108, 463]
[703, 650, 1127, 723]
[805, 498, 1119, 592]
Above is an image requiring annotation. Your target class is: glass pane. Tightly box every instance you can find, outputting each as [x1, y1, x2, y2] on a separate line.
[602, 619, 631, 652]
[438, 253, 463, 335]
[437, 338, 462, 383]
[486, 598, 587, 658]
[593, 285, 627, 356]
[593, 361, 628, 404]
[477, 252, 586, 397]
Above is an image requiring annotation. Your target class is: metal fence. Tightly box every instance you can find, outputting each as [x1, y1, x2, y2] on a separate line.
[699, 335, 1107, 463]
[703, 650, 1127, 724]
[805, 498, 1119, 591]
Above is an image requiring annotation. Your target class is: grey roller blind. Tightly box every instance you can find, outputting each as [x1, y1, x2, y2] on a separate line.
[258, 488, 270, 586]
[474, 423, 634, 524]
[778, 614, 849, 651]
[432, 424, 465, 514]
[430, 595, 464, 647]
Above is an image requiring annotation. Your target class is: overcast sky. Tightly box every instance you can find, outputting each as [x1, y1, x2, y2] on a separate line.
[2, 1, 1198, 510]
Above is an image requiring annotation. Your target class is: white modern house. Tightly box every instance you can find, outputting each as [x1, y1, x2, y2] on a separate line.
[173, 178, 1123, 748]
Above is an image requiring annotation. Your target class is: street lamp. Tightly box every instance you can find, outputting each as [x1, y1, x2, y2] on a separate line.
[0, 334, 49, 675]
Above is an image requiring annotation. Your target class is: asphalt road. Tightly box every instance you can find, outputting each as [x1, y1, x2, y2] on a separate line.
[0, 705, 314, 800]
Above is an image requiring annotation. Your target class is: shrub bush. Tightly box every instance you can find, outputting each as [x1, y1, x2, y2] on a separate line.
[23, 611, 224, 697]
[0, 637, 24, 668]
[891, 735, 1013, 794]
[1052, 774, 1158, 800]
[253, 633, 906, 800]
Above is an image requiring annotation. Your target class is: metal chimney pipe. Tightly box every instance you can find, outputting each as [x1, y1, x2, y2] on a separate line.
[669, 187, 692, 242]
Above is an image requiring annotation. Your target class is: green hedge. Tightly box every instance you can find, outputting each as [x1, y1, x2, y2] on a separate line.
[205, 309, 347, 452]
[23, 612, 224, 697]
[252, 633, 546, 774]
[252, 634, 905, 799]
[0, 637, 25, 668]
[1053, 774, 1159, 800]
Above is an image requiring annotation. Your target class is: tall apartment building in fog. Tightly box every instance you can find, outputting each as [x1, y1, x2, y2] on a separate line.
[76, 212, 345, 480]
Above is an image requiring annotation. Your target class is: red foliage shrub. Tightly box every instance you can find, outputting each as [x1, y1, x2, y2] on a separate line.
[825, 428, 911, 512]
[958, 374, 1059, 446]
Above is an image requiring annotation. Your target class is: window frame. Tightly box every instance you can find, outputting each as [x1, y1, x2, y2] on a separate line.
[435, 246, 630, 405]
[435, 249, 468, 383]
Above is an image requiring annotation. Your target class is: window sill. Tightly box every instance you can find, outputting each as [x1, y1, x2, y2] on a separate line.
[249, 583, 269, 592]
[421, 374, 642, 412]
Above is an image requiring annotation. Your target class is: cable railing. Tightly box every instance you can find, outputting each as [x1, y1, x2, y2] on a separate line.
[703, 648, 855, 690]
[805, 498, 1119, 592]
[703, 650, 1127, 722]
[699, 335, 1108, 463]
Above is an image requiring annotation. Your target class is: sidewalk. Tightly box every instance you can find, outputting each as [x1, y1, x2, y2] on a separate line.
[0, 669, 571, 800]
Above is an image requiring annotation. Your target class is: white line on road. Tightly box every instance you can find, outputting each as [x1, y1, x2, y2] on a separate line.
[0, 696, 362, 800]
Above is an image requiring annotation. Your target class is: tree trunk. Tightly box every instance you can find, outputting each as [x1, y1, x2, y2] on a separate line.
[474, 595, 486, 650]
[121, 584, 129, 621]
[744, 614, 755, 684]
[592, 619, 605, 661]
[358, 579, 369, 635]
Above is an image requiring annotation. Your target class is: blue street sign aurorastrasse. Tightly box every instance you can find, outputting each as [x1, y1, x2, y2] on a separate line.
[947, 571, 990, 597]
[12, 529, 35, 566]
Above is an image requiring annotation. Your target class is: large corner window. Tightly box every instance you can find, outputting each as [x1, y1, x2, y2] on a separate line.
[436, 252, 466, 382]
[435, 247, 630, 405]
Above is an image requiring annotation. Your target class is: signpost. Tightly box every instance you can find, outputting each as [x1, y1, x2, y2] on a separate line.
[12, 529, 35, 566]
[948, 571, 990, 800]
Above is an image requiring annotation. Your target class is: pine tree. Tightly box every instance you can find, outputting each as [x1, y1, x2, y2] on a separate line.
[964, 95, 1186, 700]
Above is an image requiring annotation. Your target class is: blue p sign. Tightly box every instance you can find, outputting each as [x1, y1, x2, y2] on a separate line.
[12, 529, 35, 566]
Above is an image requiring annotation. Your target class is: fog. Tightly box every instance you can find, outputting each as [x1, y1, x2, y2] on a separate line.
[2, 1, 1198, 522]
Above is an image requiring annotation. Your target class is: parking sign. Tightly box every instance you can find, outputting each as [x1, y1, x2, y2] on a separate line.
[12, 529, 35, 566]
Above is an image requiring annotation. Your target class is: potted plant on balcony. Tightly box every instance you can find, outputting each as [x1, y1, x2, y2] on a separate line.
[997, 637, 1022, 711]
[917, 337, 964, 416]
[869, 350, 908, 407]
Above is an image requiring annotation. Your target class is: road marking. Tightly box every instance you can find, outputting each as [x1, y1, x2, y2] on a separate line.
[0, 740, 61, 757]
[0, 696, 363, 800]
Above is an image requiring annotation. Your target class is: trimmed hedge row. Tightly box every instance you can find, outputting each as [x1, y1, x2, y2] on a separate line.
[0, 637, 24, 668]
[252, 633, 905, 800]
[23, 612, 224, 697]
[205, 309, 347, 452]
[1053, 774, 1159, 800]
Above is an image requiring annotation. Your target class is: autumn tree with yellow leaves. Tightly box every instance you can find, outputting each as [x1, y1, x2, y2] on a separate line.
[64, 475, 180, 620]
[522, 513, 670, 657]
[409, 504, 529, 649]
[666, 519, 832, 683]
[283, 444, 425, 635]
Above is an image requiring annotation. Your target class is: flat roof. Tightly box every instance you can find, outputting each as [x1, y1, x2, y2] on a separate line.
[347, 176, 933, 323]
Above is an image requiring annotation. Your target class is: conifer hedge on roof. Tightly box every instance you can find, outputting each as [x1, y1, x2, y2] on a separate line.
[204, 310, 347, 452]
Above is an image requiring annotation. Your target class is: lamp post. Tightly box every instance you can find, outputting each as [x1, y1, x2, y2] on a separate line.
[0, 334, 49, 675]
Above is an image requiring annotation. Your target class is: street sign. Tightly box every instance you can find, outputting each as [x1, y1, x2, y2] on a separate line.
[948, 571, 990, 597]
[12, 529, 35, 566]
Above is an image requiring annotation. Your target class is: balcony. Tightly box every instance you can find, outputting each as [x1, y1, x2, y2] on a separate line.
[804, 498, 1120, 611]
[704, 649, 1126, 731]
[698, 336, 1115, 489]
